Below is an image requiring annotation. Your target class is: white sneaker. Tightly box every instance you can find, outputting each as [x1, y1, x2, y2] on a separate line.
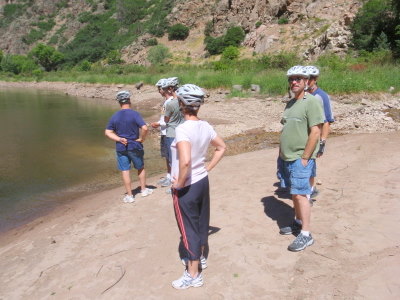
[141, 188, 153, 197]
[122, 195, 135, 203]
[172, 270, 203, 289]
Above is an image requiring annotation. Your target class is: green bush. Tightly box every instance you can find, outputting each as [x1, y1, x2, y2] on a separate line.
[147, 44, 171, 65]
[37, 19, 55, 31]
[78, 60, 92, 71]
[168, 23, 190, 41]
[205, 26, 245, 55]
[22, 29, 45, 45]
[222, 46, 240, 60]
[107, 50, 123, 64]
[3, 4, 24, 18]
[255, 21, 262, 28]
[146, 38, 158, 47]
[204, 36, 225, 55]
[116, 0, 147, 25]
[278, 17, 289, 25]
[1, 54, 38, 75]
[270, 52, 298, 69]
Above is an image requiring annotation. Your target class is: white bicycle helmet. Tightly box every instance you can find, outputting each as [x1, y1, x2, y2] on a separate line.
[161, 77, 179, 89]
[155, 78, 167, 87]
[286, 65, 309, 78]
[304, 66, 320, 77]
[176, 84, 205, 107]
[116, 90, 131, 103]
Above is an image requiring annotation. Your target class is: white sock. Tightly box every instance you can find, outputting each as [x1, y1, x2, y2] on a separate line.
[167, 173, 171, 180]
[301, 230, 310, 236]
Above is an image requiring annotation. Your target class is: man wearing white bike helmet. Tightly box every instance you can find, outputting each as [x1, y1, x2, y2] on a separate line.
[163, 77, 184, 189]
[105, 91, 153, 203]
[170, 84, 226, 289]
[305, 66, 335, 197]
[278, 66, 324, 252]
[151, 78, 173, 187]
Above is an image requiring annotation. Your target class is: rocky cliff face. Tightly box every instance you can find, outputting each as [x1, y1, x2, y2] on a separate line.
[169, 0, 362, 60]
[0, 0, 363, 63]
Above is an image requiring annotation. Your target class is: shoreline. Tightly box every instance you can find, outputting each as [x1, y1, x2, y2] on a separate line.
[0, 81, 399, 236]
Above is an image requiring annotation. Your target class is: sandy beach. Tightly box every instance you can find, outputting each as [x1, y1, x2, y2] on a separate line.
[0, 130, 399, 299]
[0, 82, 399, 299]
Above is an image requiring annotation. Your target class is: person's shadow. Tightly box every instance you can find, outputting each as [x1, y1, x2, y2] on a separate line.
[261, 195, 294, 230]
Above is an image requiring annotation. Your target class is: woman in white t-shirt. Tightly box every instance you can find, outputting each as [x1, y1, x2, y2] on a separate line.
[170, 84, 226, 289]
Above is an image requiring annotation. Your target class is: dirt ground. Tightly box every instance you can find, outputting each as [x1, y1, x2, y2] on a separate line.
[0, 82, 399, 299]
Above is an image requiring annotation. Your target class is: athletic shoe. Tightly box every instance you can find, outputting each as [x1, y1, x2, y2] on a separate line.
[141, 188, 153, 197]
[180, 256, 207, 270]
[158, 177, 168, 185]
[311, 187, 319, 198]
[279, 221, 302, 235]
[122, 194, 135, 203]
[288, 233, 314, 252]
[161, 178, 171, 187]
[172, 270, 203, 289]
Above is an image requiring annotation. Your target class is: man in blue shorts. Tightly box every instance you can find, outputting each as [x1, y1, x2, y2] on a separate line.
[305, 66, 335, 197]
[278, 66, 324, 251]
[105, 91, 153, 203]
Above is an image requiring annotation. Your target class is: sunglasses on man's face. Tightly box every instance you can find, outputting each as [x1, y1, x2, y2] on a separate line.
[288, 77, 305, 83]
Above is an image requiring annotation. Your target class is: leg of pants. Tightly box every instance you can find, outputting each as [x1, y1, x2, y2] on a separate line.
[172, 176, 210, 261]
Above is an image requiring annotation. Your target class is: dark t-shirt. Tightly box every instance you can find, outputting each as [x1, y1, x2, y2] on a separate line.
[106, 109, 146, 151]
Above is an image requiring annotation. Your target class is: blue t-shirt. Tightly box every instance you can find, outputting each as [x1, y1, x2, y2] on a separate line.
[106, 109, 146, 151]
[312, 88, 334, 123]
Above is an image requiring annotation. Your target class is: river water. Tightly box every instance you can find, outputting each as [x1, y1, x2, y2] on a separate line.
[0, 88, 163, 233]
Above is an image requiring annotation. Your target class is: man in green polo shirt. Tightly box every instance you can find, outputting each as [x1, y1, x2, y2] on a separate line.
[278, 65, 324, 252]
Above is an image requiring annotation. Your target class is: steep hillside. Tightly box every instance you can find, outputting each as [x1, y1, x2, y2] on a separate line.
[0, 0, 362, 65]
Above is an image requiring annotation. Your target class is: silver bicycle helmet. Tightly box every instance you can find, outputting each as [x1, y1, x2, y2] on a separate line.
[176, 84, 205, 107]
[116, 90, 131, 103]
[161, 77, 179, 89]
[304, 66, 320, 77]
[155, 78, 167, 87]
[286, 65, 309, 78]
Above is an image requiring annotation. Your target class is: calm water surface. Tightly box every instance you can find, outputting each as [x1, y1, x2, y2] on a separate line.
[0, 88, 162, 232]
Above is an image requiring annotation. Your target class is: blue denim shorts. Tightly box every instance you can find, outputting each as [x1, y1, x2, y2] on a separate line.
[280, 158, 315, 195]
[116, 150, 144, 171]
[165, 137, 175, 165]
[160, 135, 168, 158]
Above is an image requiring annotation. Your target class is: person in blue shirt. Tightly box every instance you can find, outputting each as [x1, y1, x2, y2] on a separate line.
[305, 66, 335, 198]
[105, 91, 153, 203]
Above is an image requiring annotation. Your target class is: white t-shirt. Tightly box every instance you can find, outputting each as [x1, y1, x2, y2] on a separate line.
[158, 97, 173, 136]
[171, 120, 217, 187]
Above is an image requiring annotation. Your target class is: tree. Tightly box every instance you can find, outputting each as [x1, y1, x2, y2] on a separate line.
[147, 44, 171, 65]
[29, 44, 64, 71]
[351, 0, 400, 57]
[223, 26, 245, 47]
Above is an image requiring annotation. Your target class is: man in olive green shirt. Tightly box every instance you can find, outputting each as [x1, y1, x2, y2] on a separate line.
[278, 66, 324, 252]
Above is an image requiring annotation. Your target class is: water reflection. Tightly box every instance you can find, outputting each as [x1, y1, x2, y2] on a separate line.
[0, 88, 162, 232]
